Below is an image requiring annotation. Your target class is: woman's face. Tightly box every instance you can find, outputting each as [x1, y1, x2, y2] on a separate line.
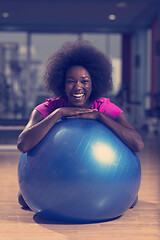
[65, 66, 92, 108]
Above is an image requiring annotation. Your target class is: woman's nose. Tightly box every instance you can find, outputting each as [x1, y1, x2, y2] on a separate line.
[74, 81, 82, 90]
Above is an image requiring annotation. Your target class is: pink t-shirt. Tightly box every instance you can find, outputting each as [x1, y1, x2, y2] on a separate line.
[35, 97, 123, 120]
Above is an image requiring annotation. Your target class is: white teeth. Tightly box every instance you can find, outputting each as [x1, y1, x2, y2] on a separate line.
[72, 94, 84, 98]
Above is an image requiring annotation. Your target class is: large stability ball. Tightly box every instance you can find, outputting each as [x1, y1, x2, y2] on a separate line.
[18, 119, 141, 223]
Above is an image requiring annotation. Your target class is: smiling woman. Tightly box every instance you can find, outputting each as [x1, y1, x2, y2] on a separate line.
[17, 39, 144, 210]
[17, 40, 144, 154]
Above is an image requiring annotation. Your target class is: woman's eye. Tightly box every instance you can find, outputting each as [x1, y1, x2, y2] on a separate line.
[82, 80, 89, 84]
[67, 80, 75, 84]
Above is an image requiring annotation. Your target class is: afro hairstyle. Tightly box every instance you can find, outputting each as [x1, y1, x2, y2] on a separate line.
[44, 40, 113, 101]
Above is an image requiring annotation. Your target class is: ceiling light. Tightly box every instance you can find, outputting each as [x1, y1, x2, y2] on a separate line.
[116, 2, 127, 8]
[2, 12, 9, 18]
[108, 14, 116, 20]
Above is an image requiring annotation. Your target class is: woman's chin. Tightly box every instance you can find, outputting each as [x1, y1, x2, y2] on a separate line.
[68, 97, 87, 107]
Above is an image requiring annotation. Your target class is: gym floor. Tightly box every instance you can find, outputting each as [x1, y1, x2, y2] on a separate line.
[0, 131, 159, 240]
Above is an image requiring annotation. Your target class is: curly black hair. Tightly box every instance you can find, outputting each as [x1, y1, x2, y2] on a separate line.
[44, 40, 113, 101]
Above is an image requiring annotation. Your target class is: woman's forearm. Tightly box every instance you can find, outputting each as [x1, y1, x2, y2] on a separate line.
[17, 109, 62, 153]
[98, 112, 144, 152]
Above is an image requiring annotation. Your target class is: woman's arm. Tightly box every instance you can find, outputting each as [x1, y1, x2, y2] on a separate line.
[66, 111, 144, 152]
[98, 112, 144, 152]
[17, 107, 97, 153]
[17, 108, 61, 153]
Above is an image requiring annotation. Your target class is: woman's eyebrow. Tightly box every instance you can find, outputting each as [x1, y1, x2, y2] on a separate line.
[81, 76, 90, 79]
[66, 75, 90, 79]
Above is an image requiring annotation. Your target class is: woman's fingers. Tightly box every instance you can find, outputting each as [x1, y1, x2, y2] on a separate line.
[75, 108, 97, 115]
[65, 111, 99, 120]
[62, 107, 97, 117]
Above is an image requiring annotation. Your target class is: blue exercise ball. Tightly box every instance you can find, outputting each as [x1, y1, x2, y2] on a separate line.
[18, 119, 141, 223]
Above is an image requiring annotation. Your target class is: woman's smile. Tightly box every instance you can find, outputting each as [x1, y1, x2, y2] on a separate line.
[72, 93, 85, 98]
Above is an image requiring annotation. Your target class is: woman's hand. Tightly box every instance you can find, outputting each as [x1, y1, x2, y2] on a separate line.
[60, 107, 98, 119]
[64, 109, 99, 120]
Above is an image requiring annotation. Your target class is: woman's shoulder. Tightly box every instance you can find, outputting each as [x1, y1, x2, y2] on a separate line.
[45, 97, 67, 107]
[92, 97, 110, 108]
[92, 97, 123, 120]
[97, 97, 110, 103]
[35, 97, 67, 118]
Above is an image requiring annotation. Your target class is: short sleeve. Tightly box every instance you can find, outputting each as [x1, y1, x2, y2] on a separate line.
[92, 97, 123, 120]
[34, 97, 67, 118]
